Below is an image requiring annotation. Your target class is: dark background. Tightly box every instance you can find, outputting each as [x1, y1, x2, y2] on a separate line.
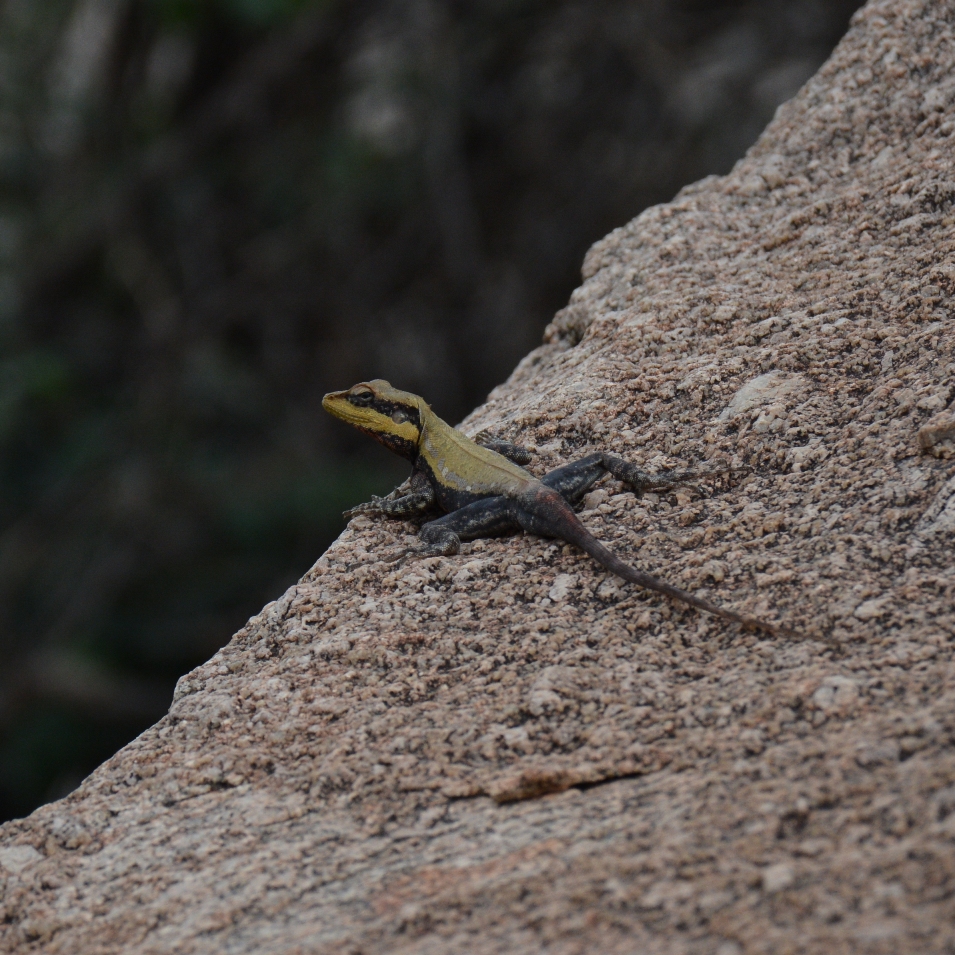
[0, 0, 862, 823]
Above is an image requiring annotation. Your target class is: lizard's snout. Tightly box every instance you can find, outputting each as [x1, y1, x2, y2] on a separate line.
[322, 390, 345, 407]
[322, 390, 352, 420]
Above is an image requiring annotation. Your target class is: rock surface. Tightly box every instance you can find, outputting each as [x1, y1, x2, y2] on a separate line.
[3, 0, 955, 952]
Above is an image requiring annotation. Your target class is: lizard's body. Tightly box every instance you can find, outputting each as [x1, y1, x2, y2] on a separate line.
[323, 379, 789, 637]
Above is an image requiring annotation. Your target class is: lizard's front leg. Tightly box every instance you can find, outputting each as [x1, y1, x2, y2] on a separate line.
[472, 432, 534, 466]
[543, 453, 743, 506]
[344, 471, 436, 520]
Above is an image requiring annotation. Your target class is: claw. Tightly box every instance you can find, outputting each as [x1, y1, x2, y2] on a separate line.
[385, 544, 435, 565]
[343, 506, 365, 520]
[343, 496, 384, 520]
[706, 464, 752, 485]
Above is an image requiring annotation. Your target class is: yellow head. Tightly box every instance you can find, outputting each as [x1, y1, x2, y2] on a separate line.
[322, 380, 425, 460]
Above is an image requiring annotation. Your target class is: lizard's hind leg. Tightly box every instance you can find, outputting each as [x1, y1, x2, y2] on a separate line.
[416, 497, 517, 556]
[542, 455, 614, 505]
[543, 453, 736, 506]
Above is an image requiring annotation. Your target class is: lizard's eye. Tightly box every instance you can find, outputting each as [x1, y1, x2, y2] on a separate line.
[348, 389, 374, 407]
[391, 409, 410, 424]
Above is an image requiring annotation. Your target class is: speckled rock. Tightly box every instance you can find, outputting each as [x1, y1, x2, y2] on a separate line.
[3, 1, 955, 952]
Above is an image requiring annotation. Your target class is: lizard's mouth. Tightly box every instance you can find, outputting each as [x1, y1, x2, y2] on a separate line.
[322, 390, 357, 423]
[321, 390, 380, 429]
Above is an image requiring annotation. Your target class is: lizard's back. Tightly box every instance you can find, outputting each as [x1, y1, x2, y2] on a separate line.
[418, 409, 537, 508]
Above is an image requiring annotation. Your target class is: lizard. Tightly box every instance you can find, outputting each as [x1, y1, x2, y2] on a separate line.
[323, 379, 792, 637]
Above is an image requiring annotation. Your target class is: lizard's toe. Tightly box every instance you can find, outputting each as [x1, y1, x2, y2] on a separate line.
[343, 495, 390, 520]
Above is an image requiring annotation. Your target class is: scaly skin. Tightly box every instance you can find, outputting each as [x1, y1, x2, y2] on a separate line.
[323, 379, 794, 638]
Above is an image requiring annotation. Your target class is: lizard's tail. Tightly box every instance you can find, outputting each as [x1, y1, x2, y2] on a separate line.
[523, 486, 795, 639]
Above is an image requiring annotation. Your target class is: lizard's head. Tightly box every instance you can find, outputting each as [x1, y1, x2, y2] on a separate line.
[322, 380, 424, 460]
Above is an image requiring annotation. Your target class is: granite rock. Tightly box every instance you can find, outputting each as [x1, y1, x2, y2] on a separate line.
[3, 1, 955, 952]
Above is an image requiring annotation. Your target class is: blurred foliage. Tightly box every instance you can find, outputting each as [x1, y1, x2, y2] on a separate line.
[0, 0, 862, 821]
[153, 0, 316, 26]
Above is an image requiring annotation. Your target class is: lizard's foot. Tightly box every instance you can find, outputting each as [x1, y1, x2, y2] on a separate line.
[385, 539, 459, 565]
[384, 547, 416, 565]
[704, 462, 751, 478]
[342, 495, 387, 520]
[419, 525, 462, 556]
[617, 461, 748, 494]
